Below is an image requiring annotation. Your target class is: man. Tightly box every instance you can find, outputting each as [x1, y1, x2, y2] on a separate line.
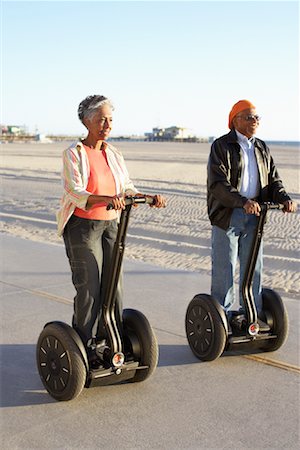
[207, 99, 296, 326]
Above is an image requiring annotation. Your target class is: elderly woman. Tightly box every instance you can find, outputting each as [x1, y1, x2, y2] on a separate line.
[57, 95, 165, 364]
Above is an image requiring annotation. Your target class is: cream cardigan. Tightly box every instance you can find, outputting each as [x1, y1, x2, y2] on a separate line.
[56, 141, 138, 236]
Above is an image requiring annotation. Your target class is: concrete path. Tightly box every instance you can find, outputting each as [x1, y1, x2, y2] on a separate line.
[1, 235, 299, 449]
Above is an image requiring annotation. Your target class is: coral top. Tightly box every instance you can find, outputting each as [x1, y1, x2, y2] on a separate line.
[74, 145, 117, 220]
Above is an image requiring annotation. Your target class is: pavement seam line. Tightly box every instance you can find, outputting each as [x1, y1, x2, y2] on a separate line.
[153, 328, 300, 374]
[0, 280, 72, 305]
[242, 354, 300, 374]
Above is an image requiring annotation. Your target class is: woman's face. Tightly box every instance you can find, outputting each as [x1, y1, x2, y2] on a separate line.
[85, 104, 113, 140]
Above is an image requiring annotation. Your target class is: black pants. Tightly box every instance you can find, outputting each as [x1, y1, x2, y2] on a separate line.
[63, 215, 123, 348]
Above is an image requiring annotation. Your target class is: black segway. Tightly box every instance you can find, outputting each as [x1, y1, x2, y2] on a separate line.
[185, 203, 289, 361]
[37, 196, 159, 401]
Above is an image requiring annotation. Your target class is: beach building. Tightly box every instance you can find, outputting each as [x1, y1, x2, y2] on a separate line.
[0, 124, 31, 143]
[1, 124, 27, 136]
[145, 126, 191, 141]
[145, 126, 207, 142]
[0, 124, 53, 143]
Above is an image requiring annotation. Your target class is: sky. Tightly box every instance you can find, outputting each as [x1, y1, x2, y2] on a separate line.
[1, 0, 299, 140]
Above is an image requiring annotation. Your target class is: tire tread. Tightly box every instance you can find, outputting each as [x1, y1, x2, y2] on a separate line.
[36, 323, 86, 401]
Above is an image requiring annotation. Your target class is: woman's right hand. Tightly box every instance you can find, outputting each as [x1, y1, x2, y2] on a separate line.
[87, 194, 125, 209]
[109, 194, 126, 210]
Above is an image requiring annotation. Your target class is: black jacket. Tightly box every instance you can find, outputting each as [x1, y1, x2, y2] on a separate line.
[207, 129, 291, 230]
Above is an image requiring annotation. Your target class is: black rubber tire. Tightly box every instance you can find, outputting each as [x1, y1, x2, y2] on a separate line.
[36, 323, 87, 401]
[259, 288, 289, 352]
[185, 294, 227, 361]
[123, 308, 158, 382]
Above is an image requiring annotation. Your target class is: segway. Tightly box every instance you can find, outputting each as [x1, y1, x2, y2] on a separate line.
[37, 196, 159, 401]
[185, 203, 289, 361]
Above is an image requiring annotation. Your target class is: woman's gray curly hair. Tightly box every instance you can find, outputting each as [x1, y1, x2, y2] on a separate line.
[78, 95, 114, 123]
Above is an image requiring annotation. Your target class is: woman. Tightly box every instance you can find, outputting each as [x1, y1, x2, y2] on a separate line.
[57, 95, 166, 364]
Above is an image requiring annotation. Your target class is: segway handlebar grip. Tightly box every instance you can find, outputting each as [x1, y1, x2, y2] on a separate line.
[261, 202, 284, 210]
[106, 195, 156, 210]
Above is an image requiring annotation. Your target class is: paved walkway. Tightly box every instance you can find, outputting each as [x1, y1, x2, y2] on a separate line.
[1, 235, 299, 449]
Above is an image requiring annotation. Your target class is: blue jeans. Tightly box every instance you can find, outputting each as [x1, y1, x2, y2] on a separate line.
[211, 209, 263, 315]
[63, 216, 123, 348]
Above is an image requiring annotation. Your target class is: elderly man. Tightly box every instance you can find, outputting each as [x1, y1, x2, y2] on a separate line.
[207, 99, 296, 326]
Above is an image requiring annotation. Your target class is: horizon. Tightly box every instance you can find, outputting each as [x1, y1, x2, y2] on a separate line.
[2, 127, 300, 144]
[1, 0, 299, 141]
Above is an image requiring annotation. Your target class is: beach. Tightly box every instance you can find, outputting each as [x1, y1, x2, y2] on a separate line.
[1, 140, 300, 449]
[1, 140, 299, 298]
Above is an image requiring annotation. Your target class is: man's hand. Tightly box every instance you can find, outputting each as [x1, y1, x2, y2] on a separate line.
[282, 200, 297, 213]
[243, 199, 261, 216]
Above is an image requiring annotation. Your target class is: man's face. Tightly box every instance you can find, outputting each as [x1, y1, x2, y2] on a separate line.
[233, 108, 260, 138]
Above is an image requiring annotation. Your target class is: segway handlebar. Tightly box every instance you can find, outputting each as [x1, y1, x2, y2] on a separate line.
[260, 202, 284, 210]
[106, 195, 156, 210]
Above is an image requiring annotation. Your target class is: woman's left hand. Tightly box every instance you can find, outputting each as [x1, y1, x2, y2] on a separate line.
[151, 194, 166, 208]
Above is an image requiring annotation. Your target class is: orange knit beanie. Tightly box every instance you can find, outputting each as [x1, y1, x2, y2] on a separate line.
[228, 100, 256, 129]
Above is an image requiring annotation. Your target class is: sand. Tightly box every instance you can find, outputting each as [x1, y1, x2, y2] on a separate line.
[0, 140, 299, 298]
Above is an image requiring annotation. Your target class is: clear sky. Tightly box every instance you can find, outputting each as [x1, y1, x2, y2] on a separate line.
[1, 0, 299, 140]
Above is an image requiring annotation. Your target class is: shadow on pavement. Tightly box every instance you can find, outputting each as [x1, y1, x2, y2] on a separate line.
[0, 344, 54, 407]
[158, 343, 267, 368]
[0, 342, 266, 408]
[158, 344, 200, 366]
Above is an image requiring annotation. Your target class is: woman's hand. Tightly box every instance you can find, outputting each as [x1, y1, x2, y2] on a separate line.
[132, 193, 166, 208]
[87, 194, 125, 210]
[110, 194, 126, 210]
[150, 194, 166, 208]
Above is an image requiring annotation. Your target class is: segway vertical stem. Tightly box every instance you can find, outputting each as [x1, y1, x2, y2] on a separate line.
[104, 196, 156, 356]
[242, 204, 268, 325]
[103, 202, 133, 355]
[242, 203, 283, 326]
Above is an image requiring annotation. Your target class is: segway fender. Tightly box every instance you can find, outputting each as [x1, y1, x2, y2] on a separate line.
[198, 294, 229, 334]
[44, 321, 89, 370]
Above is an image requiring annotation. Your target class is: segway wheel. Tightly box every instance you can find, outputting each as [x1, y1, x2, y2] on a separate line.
[185, 294, 227, 361]
[123, 308, 158, 382]
[259, 288, 289, 352]
[36, 323, 87, 401]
